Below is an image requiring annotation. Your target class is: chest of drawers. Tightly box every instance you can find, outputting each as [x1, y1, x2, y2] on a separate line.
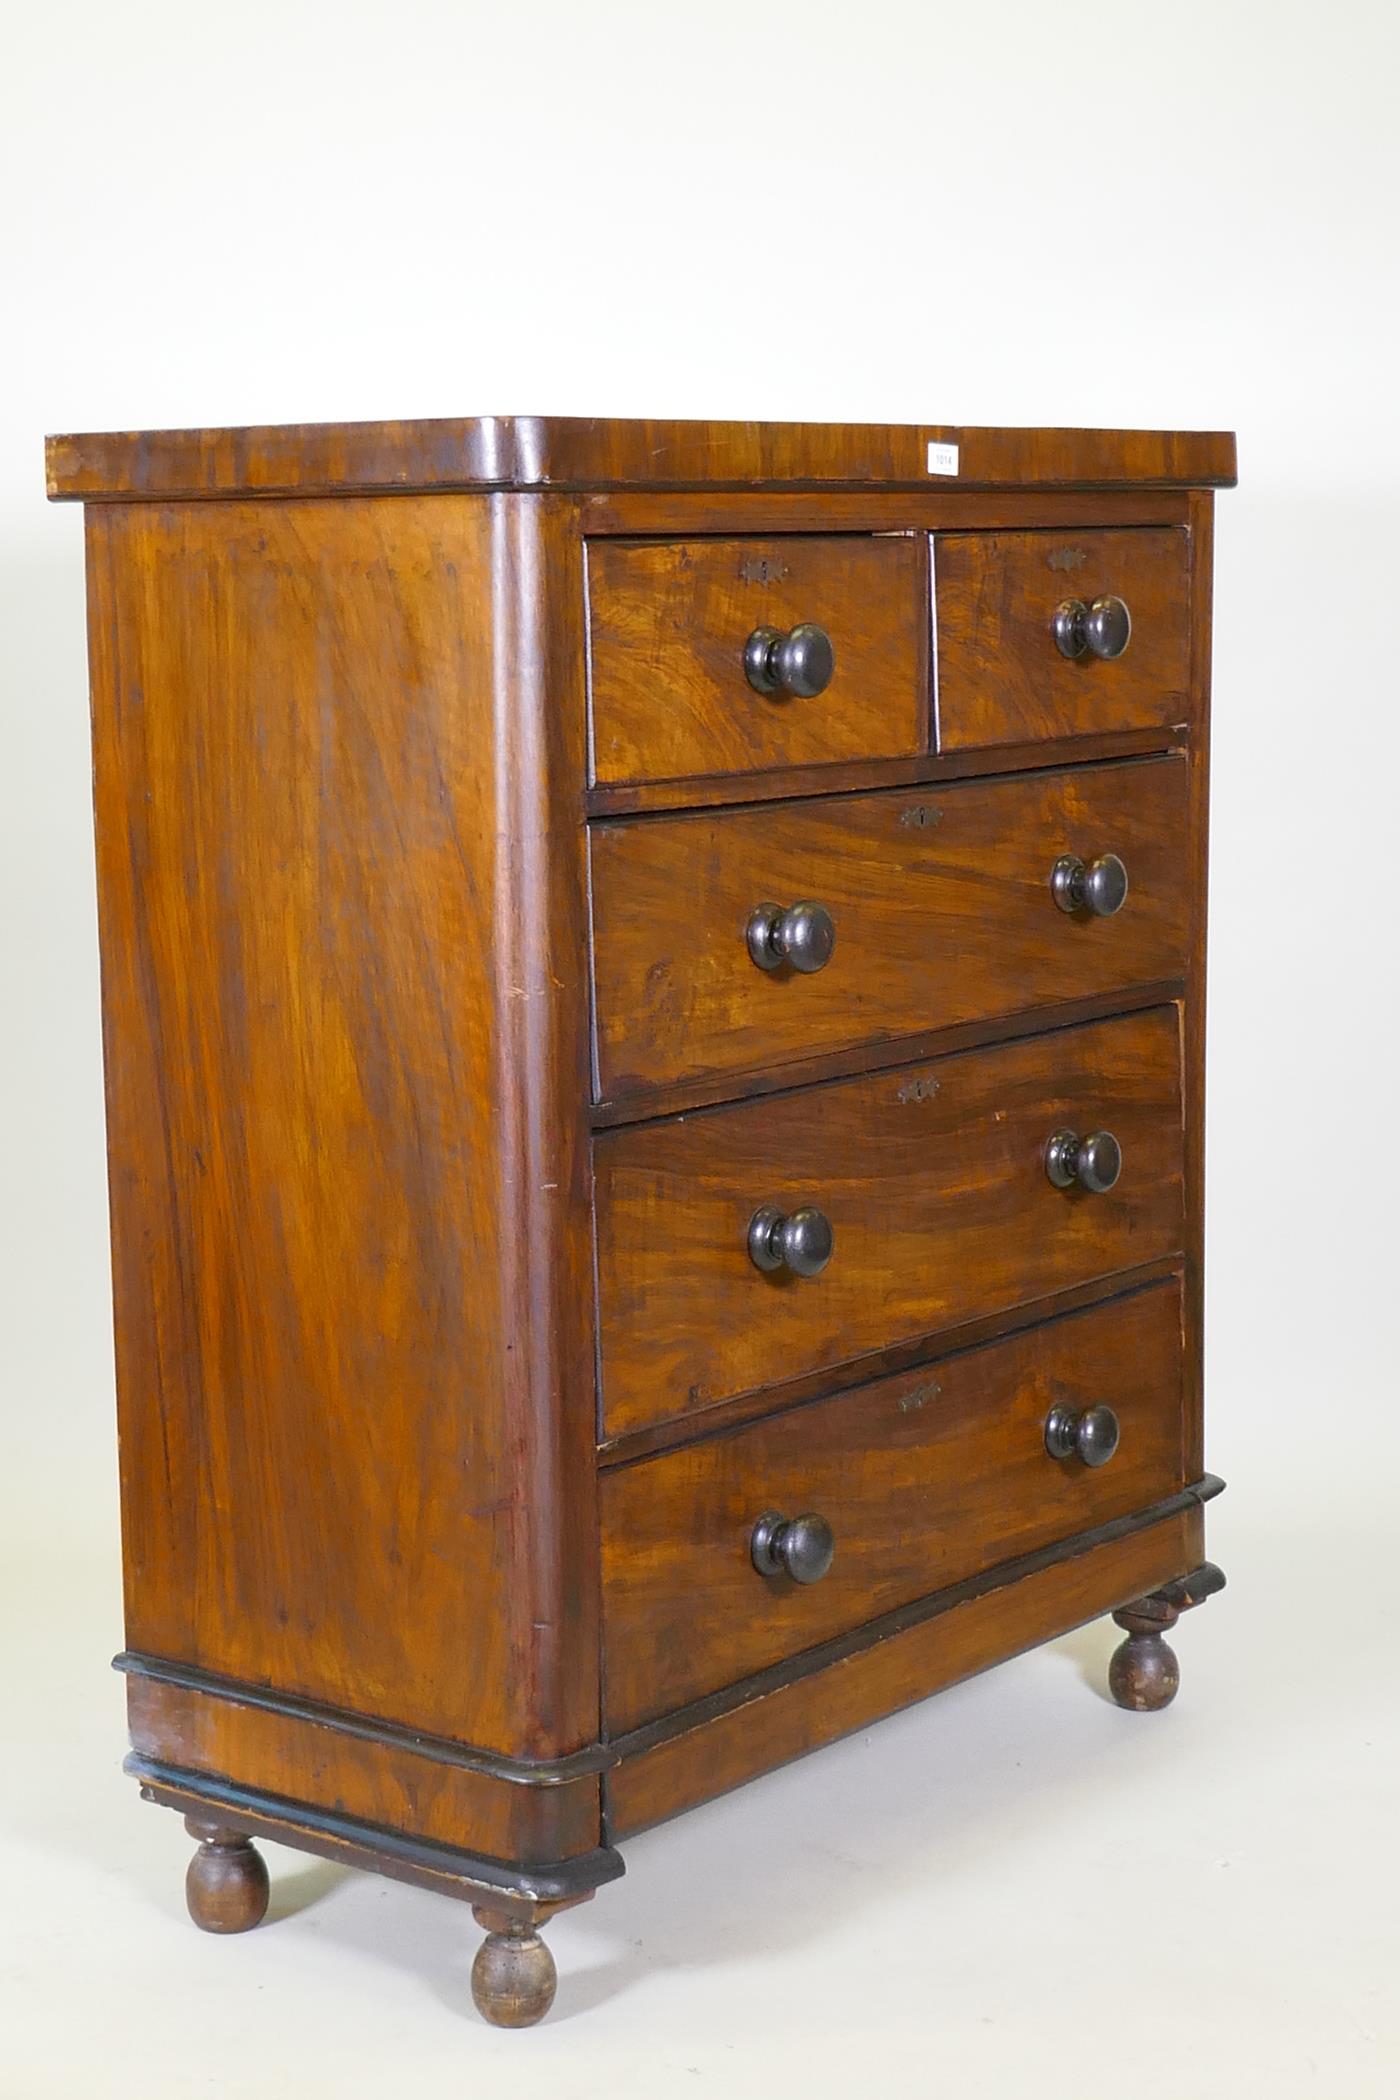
[47, 415, 1234, 2027]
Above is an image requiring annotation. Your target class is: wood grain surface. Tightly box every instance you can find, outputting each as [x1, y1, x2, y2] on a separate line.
[607, 1506, 1202, 1834]
[86, 491, 600, 1764]
[586, 533, 926, 784]
[590, 757, 1189, 1097]
[935, 527, 1191, 749]
[126, 1676, 601, 1863]
[585, 724, 1185, 823]
[601, 1283, 1184, 1729]
[47, 418, 1238, 502]
[61, 418, 1228, 1904]
[594, 1006, 1185, 1438]
[580, 488, 1193, 541]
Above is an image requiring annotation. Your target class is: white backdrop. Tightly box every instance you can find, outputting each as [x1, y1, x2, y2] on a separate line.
[3, 3, 1397, 2094]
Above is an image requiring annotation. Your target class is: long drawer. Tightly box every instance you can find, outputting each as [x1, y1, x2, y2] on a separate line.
[590, 756, 1188, 1100]
[594, 1006, 1184, 1440]
[601, 1282, 1186, 1731]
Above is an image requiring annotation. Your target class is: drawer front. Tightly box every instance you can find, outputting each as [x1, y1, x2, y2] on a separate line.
[595, 1006, 1183, 1439]
[601, 1282, 1185, 1730]
[587, 535, 927, 785]
[591, 755, 1188, 1099]
[935, 528, 1190, 750]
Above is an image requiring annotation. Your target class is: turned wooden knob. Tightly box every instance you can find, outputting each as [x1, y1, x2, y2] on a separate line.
[744, 623, 836, 698]
[747, 900, 836, 973]
[748, 1204, 834, 1276]
[1045, 1402, 1120, 1467]
[751, 1509, 836, 1583]
[1045, 1128, 1122, 1193]
[1050, 852, 1129, 917]
[1053, 594, 1132, 660]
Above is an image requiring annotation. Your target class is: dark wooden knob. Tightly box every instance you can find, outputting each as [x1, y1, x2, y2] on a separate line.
[1053, 595, 1132, 661]
[1051, 852, 1129, 917]
[747, 900, 836, 973]
[744, 623, 836, 698]
[1045, 1129, 1122, 1193]
[751, 1510, 836, 1583]
[1045, 1403, 1120, 1467]
[748, 1204, 834, 1276]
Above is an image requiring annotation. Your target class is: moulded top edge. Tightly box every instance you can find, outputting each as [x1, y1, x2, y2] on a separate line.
[44, 416, 1238, 501]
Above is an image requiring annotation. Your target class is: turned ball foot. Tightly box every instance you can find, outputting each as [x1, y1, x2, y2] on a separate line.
[1109, 1627, 1180, 1711]
[1108, 1562, 1225, 1713]
[470, 1904, 557, 2028]
[184, 1816, 270, 1933]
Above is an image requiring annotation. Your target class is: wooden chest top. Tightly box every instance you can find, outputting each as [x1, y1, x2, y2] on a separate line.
[45, 415, 1237, 500]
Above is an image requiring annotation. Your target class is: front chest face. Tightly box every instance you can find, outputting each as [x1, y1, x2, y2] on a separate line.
[580, 486, 1215, 1781]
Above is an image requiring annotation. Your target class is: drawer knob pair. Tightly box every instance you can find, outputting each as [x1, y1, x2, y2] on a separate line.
[1045, 1403, 1121, 1468]
[751, 1509, 836, 1584]
[744, 622, 836, 699]
[747, 900, 836, 974]
[1045, 1128, 1122, 1193]
[748, 1204, 834, 1277]
[1051, 851, 1129, 918]
[1053, 594, 1132, 661]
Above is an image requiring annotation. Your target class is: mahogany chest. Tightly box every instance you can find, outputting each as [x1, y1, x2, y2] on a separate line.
[46, 416, 1234, 2025]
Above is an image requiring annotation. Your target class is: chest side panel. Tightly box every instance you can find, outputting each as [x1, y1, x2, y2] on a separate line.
[86, 492, 597, 1760]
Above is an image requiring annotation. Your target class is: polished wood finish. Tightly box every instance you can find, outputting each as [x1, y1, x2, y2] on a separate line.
[586, 534, 926, 785]
[85, 491, 599, 1767]
[590, 757, 1189, 1096]
[585, 723, 1184, 822]
[935, 528, 1191, 750]
[591, 981, 1186, 1130]
[52, 415, 1229, 2024]
[47, 418, 1237, 502]
[581, 487, 1194, 540]
[602, 1284, 1185, 1730]
[126, 1673, 601, 1864]
[608, 1507, 1203, 1837]
[595, 1006, 1184, 1438]
[603, 1480, 1220, 1760]
[136, 1768, 623, 1906]
[600, 1262, 1185, 1465]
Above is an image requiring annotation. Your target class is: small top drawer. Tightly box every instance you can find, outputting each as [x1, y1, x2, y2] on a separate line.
[587, 535, 928, 785]
[935, 527, 1191, 750]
